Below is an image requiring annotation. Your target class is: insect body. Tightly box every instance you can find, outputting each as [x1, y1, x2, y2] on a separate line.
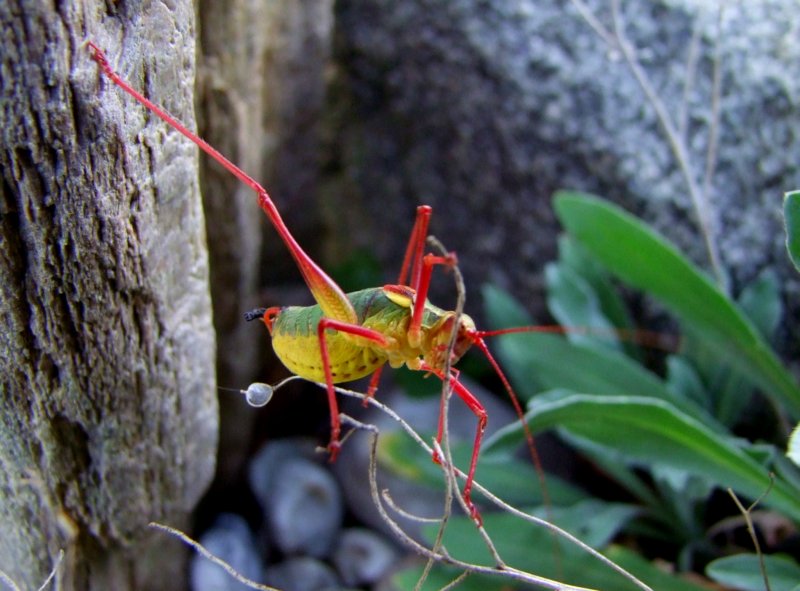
[87, 42, 538, 523]
[257, 287, 476, 384]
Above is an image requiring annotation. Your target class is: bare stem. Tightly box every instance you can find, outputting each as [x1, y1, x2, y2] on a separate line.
[572, 0, 726, 289]
[353, 407, 601, 591]
[330, 383, 655, 591]
[727, 481, 774, 591]
[702, 4, 724, 206]
[148, 523, 279, 591]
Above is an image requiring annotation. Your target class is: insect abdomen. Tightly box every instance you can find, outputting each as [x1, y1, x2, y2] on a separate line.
[270, 289, 395, 383]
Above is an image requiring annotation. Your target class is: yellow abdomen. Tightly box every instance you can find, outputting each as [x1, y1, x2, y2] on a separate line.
[271, 328, 387, 383]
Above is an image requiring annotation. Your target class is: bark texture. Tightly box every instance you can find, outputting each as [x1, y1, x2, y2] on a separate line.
[196, 0, 334, 481]
[0, 2, 216, 589]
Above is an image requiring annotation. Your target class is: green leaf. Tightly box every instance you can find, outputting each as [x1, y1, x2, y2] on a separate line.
[606, 546, 712, 591]
[391, 565, 501, 591]
[737, 269, 782, 342]
[484, 284, 722, 428]
[554, 191, 800, 417]
[488, 392, 800, 523]
[555, 236, 643, 360]
[420, 506, 641, 590]
[377, 431, 585, 507]
[394, 507, 710, 591]
[482, 282, 537, 329]
[409, 504, 702, 591]
[557, 236, 638, 332]
[666, 354, 709, 409]
[784, 190, 800, 272]
[545, 262, 623, 353]
[707, 553, 800, 591]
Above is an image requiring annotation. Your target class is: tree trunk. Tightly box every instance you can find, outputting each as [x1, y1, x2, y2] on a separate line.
[196, 0, 334, 482]
[0, 2, 217, 589]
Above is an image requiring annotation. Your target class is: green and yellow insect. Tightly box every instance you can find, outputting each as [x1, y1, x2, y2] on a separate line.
[88, 42, 540, 524]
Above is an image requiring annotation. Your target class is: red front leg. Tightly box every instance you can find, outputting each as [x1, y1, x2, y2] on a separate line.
[395, 205, 461, 350]
[397, 205, 433, 290]
[316, 318, 390, 460]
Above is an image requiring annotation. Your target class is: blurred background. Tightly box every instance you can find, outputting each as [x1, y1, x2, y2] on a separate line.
[2, 0, 799, 589]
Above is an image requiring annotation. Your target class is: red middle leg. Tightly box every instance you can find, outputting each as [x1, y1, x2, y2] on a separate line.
[422, 364, 487, 524]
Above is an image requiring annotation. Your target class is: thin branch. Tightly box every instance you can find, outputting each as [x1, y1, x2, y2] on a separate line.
[727, 481, 774, 591]
[36, 550, 64, 591]
[148, 523, 279, 591]
[679, 20, 703, 139]
[380, 491, 443, 524]
[609, 0, 724, 286]
[354, 410, 599, 591]
[330, 383, 655, 591]
[569, 0, 616, 46]
[440, 570, 471, 591]
[702, 3, 724, 206]
[420, 234, 469, 590]
[0, 549, 64, 591]
[573, 0, 726, 289]
[0, 568, 23, 591]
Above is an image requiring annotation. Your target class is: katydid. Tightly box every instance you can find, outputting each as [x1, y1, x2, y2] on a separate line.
[88, 42, 552, 524]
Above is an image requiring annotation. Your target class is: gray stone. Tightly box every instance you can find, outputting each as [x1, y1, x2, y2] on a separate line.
[190, 514, 265, 591]
[332, 528, 399, 586]
[263, 556, 340, 591]
[249, 439, 343, 557]
[328, 0, 800, 353]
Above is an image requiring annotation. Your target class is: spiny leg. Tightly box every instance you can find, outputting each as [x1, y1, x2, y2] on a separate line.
[408, 253, 458, 348]
[421, 364, 487, 525]
[397, 205, 432, 290]
[316, 318, 390, 461]
[394, 206, 461, 347]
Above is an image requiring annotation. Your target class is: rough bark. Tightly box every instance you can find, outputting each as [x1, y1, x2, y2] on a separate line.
[0, 2, 216, 589]
[196, 0, 334, 481]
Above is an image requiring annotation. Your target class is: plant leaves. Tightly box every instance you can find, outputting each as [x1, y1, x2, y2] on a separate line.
[483, 283, 722, 430]
[784, 190, 800, 272]
[487, 392, 800, 523]
[605, 545, 713, 591]
[554, 191, 800, 417]
[737, 269, 782, 342]
[377, 430, 586, 507]
[707, 553, 800, 591]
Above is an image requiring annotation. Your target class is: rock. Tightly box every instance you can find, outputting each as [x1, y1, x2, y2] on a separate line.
[190, 514, 264, 591]
[328, 0, 800, 351]
[249, 439, 343, 557]
[332, 528, 400, 586]
[248, 438, 320, 506]
[263, 556, 340, 591]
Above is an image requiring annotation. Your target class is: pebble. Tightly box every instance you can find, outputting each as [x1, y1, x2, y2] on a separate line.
[263, 556, 340, 591]
[249, 439, 343, 558]
[189, 513, 264, 591]
[332, 528, 399, 587]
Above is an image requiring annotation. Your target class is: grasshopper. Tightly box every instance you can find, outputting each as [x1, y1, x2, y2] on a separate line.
[88, 42, 544, 523]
